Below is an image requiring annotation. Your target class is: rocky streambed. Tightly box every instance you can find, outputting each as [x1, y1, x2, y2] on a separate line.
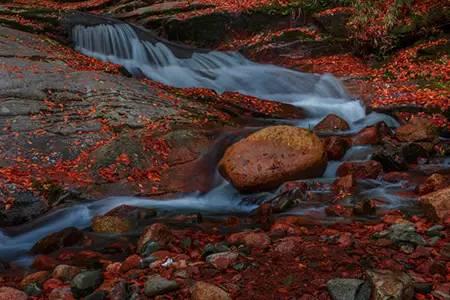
[0, 3, 449, 300]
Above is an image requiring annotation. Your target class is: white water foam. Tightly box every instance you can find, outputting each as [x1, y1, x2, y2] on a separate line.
[0, 182, 255, 261]
[72, 24, 368, 127]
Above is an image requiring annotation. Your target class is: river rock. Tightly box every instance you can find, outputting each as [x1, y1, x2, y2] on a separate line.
[366, 269, 414, 300]
[352, 126, 380, 145]
[0, 287, 28, 300]
[206, 251, 238, 270]
[143, 275, 179, 297]
[137, 223, 173, 253]
[84, 290, 107, 300]
[227, 231, 271, 249]
[416, 173, 448, 195]
[91, 215, 132, 233]
[48, 287, 74, 300]
[191, 281, 231, 300]
[333, 174, 355, 195]
[52, 264, 81, 282]
[71, 270, 104, 298]
[420, 187, 450, 223]
[395, 117, 437, 142]
[372, 144, 408, 172]
[119, 254, 142, 273]
[376, 223, 426, 246]
[336, 160, 383, 179]
[24, 283, 42, 296]
[31, 227, 84, 254]
[109, 281, 128, 300]
[314, 114, 350, 133]
[219, 126, 327, 192]
[323, 136, 351, 160]
[326, 278, 371, 300]
[20, 270, 49, 288]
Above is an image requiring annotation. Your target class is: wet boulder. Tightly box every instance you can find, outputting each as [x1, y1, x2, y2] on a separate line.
[366, 269, 414, 300]
[416, 173, 448, 195]
[352, 126, 380, 145]
[314, 114, 350, 133]
[395, 117, 438, 143]
[336, 160, 383, 180]
[420, 187, 450, 223]
[352, 122, 392, 146]
[191, 281, 231, 300]
[219, 126, 327, 193]
[323, 136, 351, 160]
[268, 183, 308, 213]
[333, 174, 355, 195]
[372, 144, 408, 172]
[32, 227, 84, 254]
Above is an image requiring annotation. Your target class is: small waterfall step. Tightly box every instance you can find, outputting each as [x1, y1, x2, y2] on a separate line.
[67, 12, 370, 128]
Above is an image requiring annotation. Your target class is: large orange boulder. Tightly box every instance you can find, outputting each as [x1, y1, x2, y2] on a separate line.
[219, 126, 327, 192]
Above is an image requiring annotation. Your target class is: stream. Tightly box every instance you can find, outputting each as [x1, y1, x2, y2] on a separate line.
[0, 21, 427, 264]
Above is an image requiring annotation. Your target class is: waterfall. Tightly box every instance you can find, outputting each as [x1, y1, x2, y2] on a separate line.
[72, 23, 372, 127]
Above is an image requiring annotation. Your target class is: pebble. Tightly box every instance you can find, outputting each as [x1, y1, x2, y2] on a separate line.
[144, 275, 179, 297]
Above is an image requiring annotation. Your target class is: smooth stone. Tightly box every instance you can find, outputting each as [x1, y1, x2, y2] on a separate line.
[144, 275, 179, 297]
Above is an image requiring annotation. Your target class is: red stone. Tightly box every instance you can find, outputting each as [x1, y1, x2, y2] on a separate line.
[352, 126, 380, 145]
[336, 160, 383, 179]
[32, 255, 59, 271]
[120, 254, 142, 273]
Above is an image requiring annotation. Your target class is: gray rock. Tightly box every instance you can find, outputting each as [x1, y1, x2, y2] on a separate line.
[144, 275, 179, 297]
[110, 281, 128, 300]
[84, 290, 107, 300]
[327, 278, 371, 300]
[375, 223, 426, 246]
[140, 255, 158, 268]
[426, 225, 445, 237]
[24, 283, 42, 296]
[71, 270, 104, 298]
[140, 241, 160, 256]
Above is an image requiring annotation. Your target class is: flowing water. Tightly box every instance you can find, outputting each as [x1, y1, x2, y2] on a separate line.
[1, 22, 410, 263]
